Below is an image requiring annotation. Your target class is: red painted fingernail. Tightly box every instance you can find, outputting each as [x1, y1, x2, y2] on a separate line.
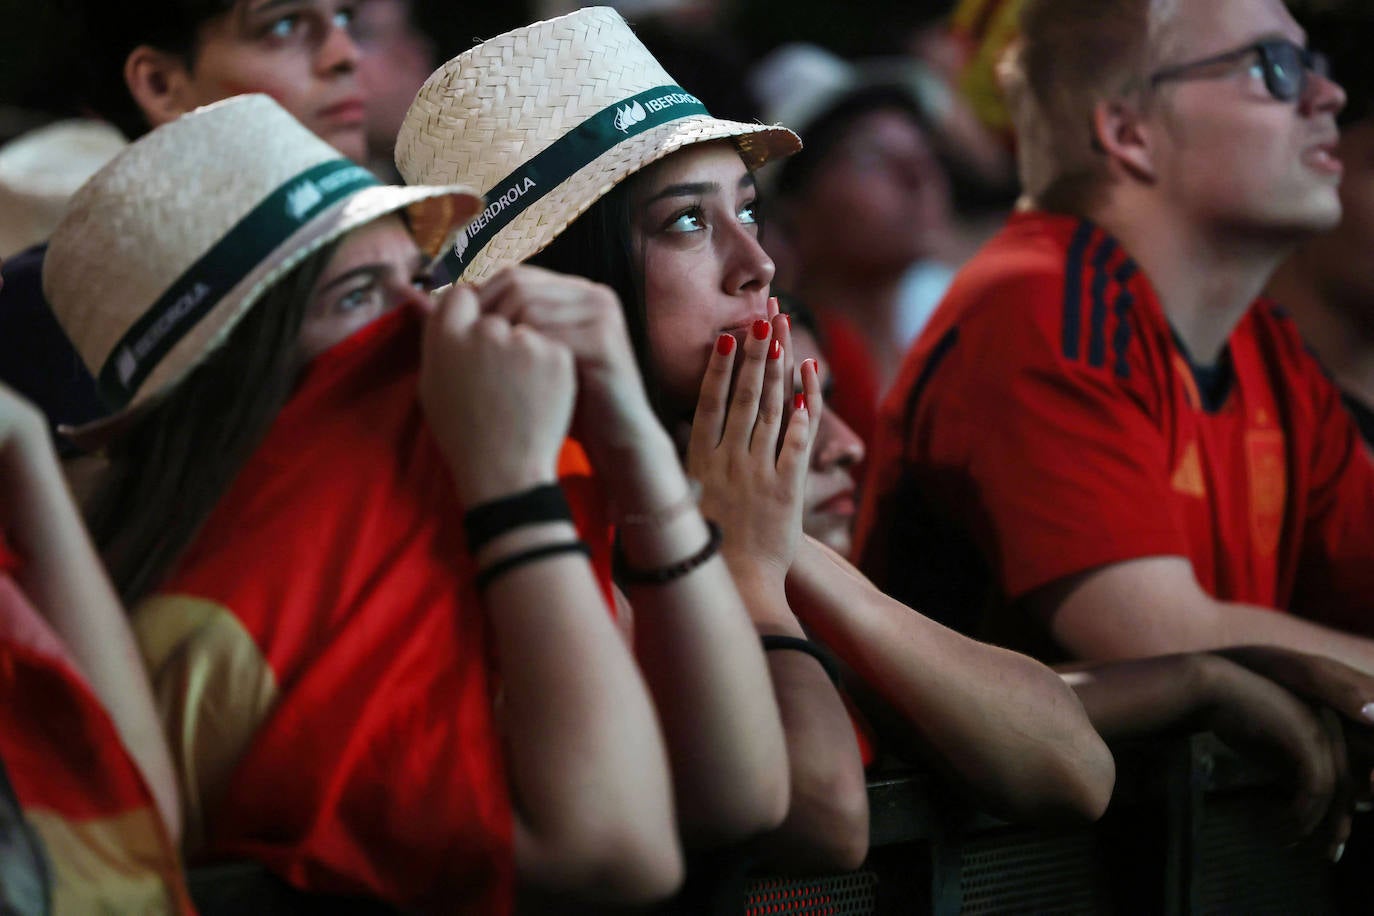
[716, 333, 735, 356]
[783, 314, 791, 329]
[752, 319, 771, 340]
[769, 339, 783, 360]
[804, 358, 817, 375]
[793, 393, 806, 411]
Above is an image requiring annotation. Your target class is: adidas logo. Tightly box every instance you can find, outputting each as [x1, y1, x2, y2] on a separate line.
[613, 100, 647, 133]
[285, 180, 324, 221]
[452, 226, 471, 262]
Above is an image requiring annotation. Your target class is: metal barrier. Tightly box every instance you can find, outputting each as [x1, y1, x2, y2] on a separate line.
[187, 733, 1351, 914]
[741, 734, 1344, 916]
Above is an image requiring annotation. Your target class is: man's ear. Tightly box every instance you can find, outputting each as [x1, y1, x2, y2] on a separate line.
[1091, 98, 1157, 182]
[124, 45, 199, 129]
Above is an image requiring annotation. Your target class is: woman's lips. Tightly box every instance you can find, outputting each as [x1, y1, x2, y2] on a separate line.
[814, 491, 856, 517]
[318, 99, 367, 126]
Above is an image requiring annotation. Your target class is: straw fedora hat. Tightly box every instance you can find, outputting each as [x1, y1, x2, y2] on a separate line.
[395, 5, 800, 282]
[0, 118, 126, 259]
[45, 94, 484, 436]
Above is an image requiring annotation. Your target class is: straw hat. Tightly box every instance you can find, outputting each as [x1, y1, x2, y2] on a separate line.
[45, 94, 483, 435]
[0, 119, 126, 259]
[395, 5, 799, 282]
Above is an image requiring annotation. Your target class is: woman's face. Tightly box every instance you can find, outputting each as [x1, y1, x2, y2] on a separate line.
[630, 142, 777, 414]
[789, 107, 950, 272]
[298, 214, 432, 360]
[791, 326, 866, 558]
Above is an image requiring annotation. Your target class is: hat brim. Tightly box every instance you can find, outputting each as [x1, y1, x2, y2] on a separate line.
[63, 181, 483, 446]
[460, 116, 799, 282]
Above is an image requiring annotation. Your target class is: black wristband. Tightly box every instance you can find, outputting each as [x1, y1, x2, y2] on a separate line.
[475, 540, 591, 592]
[615, 520, 723, 586]
[463, 484, 571, 553]
[760, 635, 842, 687]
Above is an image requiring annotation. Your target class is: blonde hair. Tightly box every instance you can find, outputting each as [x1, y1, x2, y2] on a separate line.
[1007, 0, 1179, 210]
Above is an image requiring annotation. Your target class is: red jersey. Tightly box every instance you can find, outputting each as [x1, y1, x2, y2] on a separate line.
[0, 531, 193, 913]
[136, 306, 614, 914]
[853, 211, 1374, 653]
[816, 312, 880, 483]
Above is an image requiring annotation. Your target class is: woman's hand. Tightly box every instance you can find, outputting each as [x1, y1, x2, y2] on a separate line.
[472, 265, 658, 460]
[686, 310, 821, 596]
[419, 283, 576, 506]
[1214, 645, 1374, 810]
[1193, 653, 1358, 860]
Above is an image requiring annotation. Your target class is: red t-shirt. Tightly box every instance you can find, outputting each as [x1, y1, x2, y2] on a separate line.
[854, 211, 1374, 652]
[140, 306, 614, 914]
[817, 312, 881, 456]
[0, 531, 192, 912]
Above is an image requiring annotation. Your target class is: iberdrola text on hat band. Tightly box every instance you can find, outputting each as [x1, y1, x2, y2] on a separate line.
[445, 85, 709, 275]
[98, 159, 379, 409]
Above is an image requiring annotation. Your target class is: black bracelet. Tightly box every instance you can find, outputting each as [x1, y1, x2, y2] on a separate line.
[760, 635, 842, 687]
[615, 520, 723, 586]
[463, 484, 571, 553]
[474, 540, 590, 592]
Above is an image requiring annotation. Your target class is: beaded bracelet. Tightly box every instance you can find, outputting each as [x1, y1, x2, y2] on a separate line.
[475, 540, 591, 592]
[615, 520, 723, 586]
[761, 635, 842, 687]
[463, 484, 571, 553]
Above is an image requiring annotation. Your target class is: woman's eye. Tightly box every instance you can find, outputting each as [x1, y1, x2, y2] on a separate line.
[666, 208, 705, 233]
[332, 6, 354, 29]
[336, 281, 383, 312]
[738, 201, 759, 225]
[411, 270, 436, 291]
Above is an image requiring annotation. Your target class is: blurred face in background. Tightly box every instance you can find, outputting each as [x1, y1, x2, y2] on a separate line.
[178, 0, 368, 160]
[786, 106, 952, 275]
[352, 0, 435, 168]
[791, 325, 866, 557]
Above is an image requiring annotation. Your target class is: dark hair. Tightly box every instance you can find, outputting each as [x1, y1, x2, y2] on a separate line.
[87, 243, 335, 605]
[524, 180, 669, 420]
[772, 85, 928, 199]
[61, 0, 237, 139]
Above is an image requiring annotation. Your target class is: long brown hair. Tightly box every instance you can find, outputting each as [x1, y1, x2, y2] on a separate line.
[526, 173, 665, 421]
[87, 243, 336, 605]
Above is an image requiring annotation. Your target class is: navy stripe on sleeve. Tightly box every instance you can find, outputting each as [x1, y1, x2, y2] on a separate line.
[1061, 221, 1095, 361]
[1087, 238, 1118, 369]
[1111, 260, 1139, 379]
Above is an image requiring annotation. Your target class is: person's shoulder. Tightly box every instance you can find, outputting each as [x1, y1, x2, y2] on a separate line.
[1, 241, 47, 276]
[1243, 297, 1338, 386]
[0, 242, 49, 313]
[1246, 297, 1310, 350]
[945, 212, 1114, 327]
[941, 212, 1155, 366]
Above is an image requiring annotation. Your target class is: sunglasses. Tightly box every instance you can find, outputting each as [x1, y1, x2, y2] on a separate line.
[1148, 38, 1329, 103]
